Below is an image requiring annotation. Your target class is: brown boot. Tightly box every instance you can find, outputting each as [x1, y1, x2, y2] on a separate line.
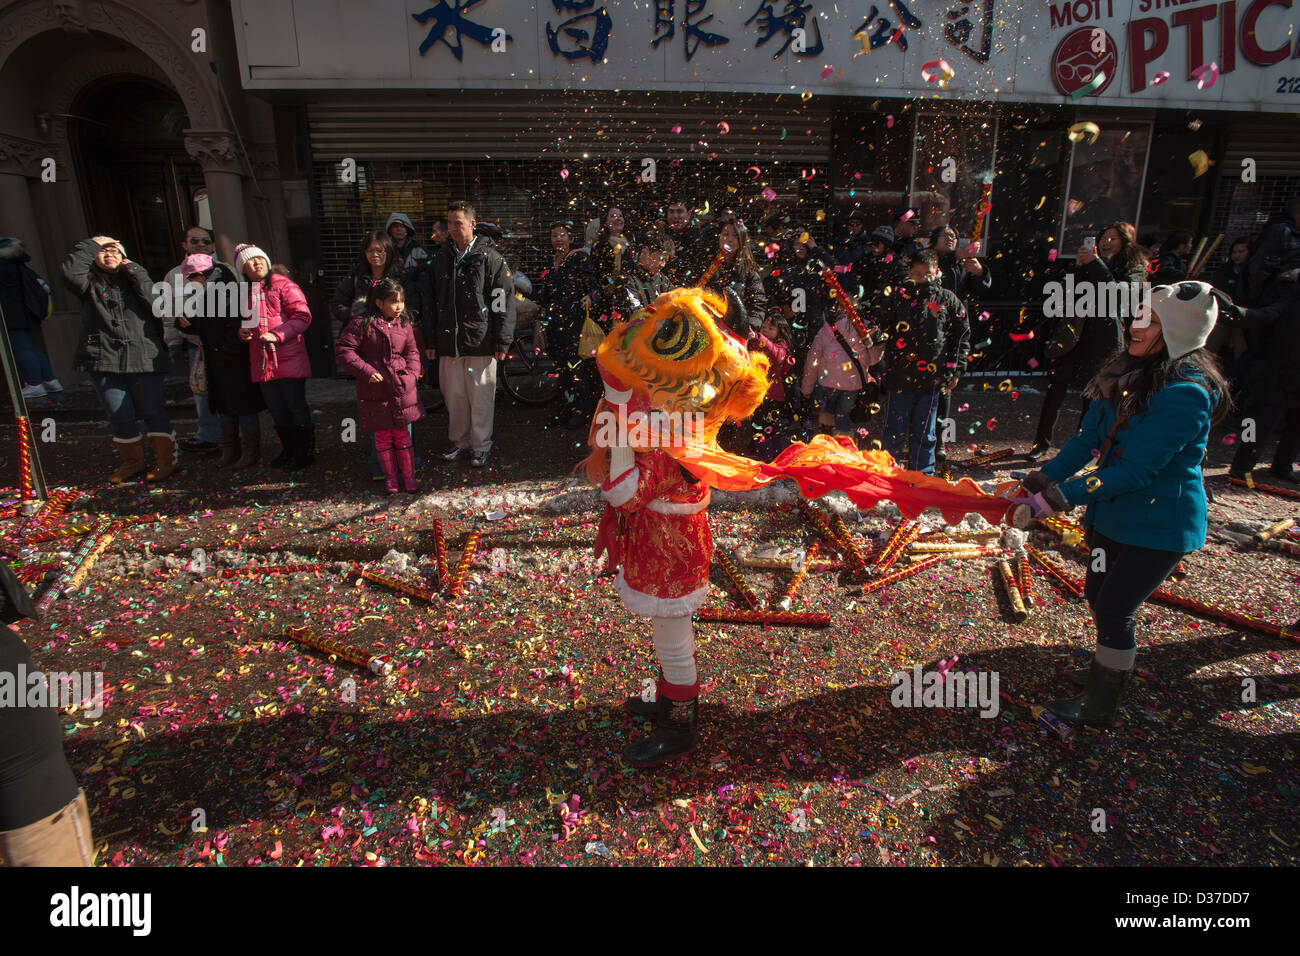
[233, 427, 261, 469]
[145, 432, 179, 481]
[216, 425, 240, 468]
[109, 437, 146, 485]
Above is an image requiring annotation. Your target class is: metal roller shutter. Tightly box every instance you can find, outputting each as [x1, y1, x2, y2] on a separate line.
[307, 90, 832, 162]
[307, 90, 833, 318]
[1206, 120, 1300, 269]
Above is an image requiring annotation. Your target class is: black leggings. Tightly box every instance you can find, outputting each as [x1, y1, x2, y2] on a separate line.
[1083, 529, 1184, 652]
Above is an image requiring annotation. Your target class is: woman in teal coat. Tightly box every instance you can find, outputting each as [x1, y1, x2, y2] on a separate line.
[1007, 282, 1231, 727]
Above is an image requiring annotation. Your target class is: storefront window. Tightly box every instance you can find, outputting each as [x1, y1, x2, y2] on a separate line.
[911, 111, 997, 246]
[1059, 120, 1152, 255]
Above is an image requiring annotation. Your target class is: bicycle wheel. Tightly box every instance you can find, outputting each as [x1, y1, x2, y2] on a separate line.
[501, 335, 561, 406]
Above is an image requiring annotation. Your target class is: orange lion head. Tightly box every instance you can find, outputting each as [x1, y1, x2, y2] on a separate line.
[584, 287, 770, 482]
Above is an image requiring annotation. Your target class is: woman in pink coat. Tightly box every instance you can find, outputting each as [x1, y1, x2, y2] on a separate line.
[235, 244, 314, 471]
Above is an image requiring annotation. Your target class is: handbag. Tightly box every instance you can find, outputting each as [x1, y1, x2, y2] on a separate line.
[828, 322, 882, 421]
[578, 300, 605, 359]
[1045, 317, 1083, 361]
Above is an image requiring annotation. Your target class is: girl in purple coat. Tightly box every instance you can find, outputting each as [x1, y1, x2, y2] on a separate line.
[335, 278, 425, 494]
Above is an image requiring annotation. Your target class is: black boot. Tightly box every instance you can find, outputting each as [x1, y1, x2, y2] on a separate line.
[1025, 440, 1051, 461]
[1047, 659, 1132, 727]
[1061, 665, 1089, 688]
[622, 694, 699, 767]
[270, 426, 294, 468]
[625, 694, 658, 718]
[279, 426, 313, 472]
[303, 424, 316, 464]
[624, 673, 664, 718]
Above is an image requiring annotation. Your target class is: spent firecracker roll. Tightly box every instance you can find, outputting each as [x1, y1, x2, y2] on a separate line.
[715, 549, 763, 609]
[433, 519, 450, 590]
[1015, 554, 1034, 607]
[996, 559, 1029, 622]
[697, 608, 830, 627]
[828, 512, 870, 574]
[448, 529, 480, 597]
[796, 499, 846, 554]
[354, 565, 436, 603]
[777, 542, 819, 611]
[861, 555, 943, 595]
[1026, 546, 1084, 598]
[285, 625, 393, 676]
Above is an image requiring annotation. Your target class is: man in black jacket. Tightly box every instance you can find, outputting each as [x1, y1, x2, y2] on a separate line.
[1228, 273, 1300, 484]
[663, 198, 703, 284]
[1246, 197, 1300, 306]
[419, 201, 516, 468]
[1028, 240, 1124, 458]
[534, 220, 599, 429]
[878, 250, 969, 474]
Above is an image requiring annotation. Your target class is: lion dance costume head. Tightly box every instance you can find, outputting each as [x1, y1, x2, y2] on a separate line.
[585, 287, 770, 483]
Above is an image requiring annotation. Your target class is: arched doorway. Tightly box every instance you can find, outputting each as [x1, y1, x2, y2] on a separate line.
[71, 80, 207, 280]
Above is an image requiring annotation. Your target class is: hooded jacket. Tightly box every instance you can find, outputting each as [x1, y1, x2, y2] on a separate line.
[62, 239, 169, 375]
[0, 238, 51, 334]
[877, 279, 970, 393]
[385, 213, 430, 271]
[418, 236, 516, 358]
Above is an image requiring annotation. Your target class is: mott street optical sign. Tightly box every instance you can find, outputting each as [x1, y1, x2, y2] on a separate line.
[231, 0, 1300, 112]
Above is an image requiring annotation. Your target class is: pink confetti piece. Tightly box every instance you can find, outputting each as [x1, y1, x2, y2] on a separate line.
[921, 59, 955, 85]
[762, 187, 777, 201]
[560, 168, 569, 180]
[717, 121, 731, 134]
[671, 124, 682, 134]
[1048, 248, 1059, 262]
[821, 65, 834, 78]
[1191, 62, 1219, 90]
[1150, 71, 1171, 86]
[886, 114, 895, 128]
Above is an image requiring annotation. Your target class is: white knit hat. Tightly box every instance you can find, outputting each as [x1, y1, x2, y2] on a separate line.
[91, 235, 126, 258]
[233, 243, 269, 276]
[1136, 281, 1219, 360]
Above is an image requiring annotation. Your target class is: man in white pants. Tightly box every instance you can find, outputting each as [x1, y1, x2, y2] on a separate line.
[419, 202, 516, 467]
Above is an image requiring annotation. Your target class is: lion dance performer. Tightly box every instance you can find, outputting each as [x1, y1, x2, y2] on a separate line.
[587, 287, 1021, 767]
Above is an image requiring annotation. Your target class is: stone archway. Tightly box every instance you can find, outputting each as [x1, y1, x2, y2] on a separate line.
[0, 0, 252, 381]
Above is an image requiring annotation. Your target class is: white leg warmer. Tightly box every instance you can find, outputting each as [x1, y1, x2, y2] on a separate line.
[651, 615, 697, 686]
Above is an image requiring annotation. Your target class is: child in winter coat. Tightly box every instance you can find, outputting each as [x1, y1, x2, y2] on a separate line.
[749, 314, 797, 459]
[800, 305, 883, 439]
[335, 278, 425, 494]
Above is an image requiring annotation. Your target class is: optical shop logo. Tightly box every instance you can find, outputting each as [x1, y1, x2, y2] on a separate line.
[0, 664, 103, 718]
[1051, 27, 1118, 97]
[49, 887, 151, 936]
[890, 662, 1000, 717]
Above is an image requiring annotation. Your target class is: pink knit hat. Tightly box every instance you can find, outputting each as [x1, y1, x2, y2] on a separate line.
[181, 253, 214, 279]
